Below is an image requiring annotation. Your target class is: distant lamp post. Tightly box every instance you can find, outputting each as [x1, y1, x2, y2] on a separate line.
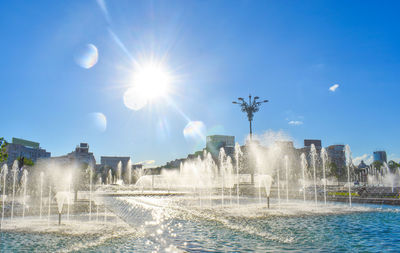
[232, 95, 268, 140]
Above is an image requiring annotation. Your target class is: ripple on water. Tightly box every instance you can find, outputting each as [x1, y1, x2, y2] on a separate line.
[2, 199, 400, 252]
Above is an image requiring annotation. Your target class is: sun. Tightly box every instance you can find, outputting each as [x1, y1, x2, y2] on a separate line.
[133, 62, 171, 99]
[124, 61, 173, 111]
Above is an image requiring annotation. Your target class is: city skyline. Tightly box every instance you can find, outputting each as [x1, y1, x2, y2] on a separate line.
[1, 0, 400, 166]
[1, 135, 390, 168]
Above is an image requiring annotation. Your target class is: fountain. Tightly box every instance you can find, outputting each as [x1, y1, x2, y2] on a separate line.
[277, 161, 281, 209]
[1, 164, 7, 228]
[284, 155, 289, 202]
[219, 147, 226, 206]
[127, 159, 132, 185]
[197, 155, 207, 206]
[310, 144, 318, 206]
[134, 167, 146, 192]
[55, 191, 69, 225]
[226, 156, 233, 205]
[205, 152, 215, 206]
[321, 148, 328, 205]
[345, 145, 352, 207]
[234, 143, 242, 206]
[89, 166, 93, 221]
[47, 184, 51, 226]
[2, 130, 396, 253]
[300, 153, 307, 202]
[39, 171, 44, 219]
[381, 162, 395, 192]
[258, 174, 273, 208]
[67, 174, 71, 221]
[0, 136, 397, 253]
[108, 169, 112, 185]
[22, 169, 28, 219]
[117, 161, 122, 184]
[11, 160, 18, 220]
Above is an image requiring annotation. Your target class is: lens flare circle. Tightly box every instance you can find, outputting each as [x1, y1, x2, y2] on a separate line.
[183, 121, 206, 140]
[75, 44, 98, 69]
[89, 112, 107, 132]
[123, 86, 148, 111]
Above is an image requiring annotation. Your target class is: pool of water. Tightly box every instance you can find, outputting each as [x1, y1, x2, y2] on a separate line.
[1, 197, 400, 252]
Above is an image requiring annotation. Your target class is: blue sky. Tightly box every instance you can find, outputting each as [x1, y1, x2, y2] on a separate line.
[1, 0, 400, 165]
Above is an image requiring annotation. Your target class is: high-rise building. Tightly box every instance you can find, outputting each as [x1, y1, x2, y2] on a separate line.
[373, 151, 387, 163]
[5, 137, 50, 166]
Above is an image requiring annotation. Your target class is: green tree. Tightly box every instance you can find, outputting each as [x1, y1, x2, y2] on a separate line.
[328, 162, 347, 182]
[388, 160, 400, 173]
[372, 161, 383, 171]
[0, 137, 8, 163]
[17, 157, 34, 167]
[328, 162, 338, 178]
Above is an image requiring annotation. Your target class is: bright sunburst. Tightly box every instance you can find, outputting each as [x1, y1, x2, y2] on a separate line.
[124, 60, 173, 111]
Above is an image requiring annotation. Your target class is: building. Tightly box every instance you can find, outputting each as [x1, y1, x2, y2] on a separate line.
[304, 139, 322, 148]
[275, 141, 296, 152]
[47, 143, 96, 169]
[326, 144, 346, 169]
[65, 143, 96, 166]
[297, 139, 322, 166]
[355, 160, 369, 183]
[206, 135, 235, 159]
[299, 139, 322, 157]
[5, 137, 50, 166]
[373, 151, 387, 163]
[100, 156, 131, 173]
[159, 135, 235, 172]
[165, 158, 185, 169]
[132, 164, 143, 170]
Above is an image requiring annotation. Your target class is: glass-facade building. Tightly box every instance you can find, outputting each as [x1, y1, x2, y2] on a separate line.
[373, 151, 387, 163]
[5, 137, 50, 166]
